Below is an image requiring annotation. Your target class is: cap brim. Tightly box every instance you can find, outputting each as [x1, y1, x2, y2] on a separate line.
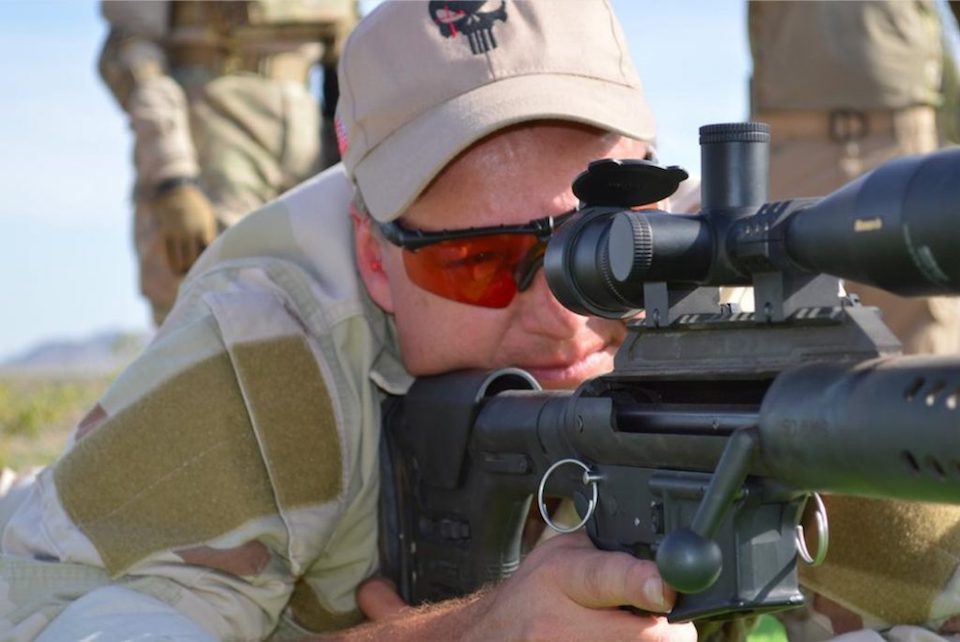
[355, 73, 657, 222]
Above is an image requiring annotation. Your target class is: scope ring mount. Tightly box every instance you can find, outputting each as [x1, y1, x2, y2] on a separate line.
[795, 492, 829, 566]
[538, 458, 601, 534]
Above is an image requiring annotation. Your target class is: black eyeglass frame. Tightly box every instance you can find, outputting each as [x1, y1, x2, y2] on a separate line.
[377, 209, 578, 252]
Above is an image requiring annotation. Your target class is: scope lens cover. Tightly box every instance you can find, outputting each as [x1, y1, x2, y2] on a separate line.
[572, 159, 689, 208]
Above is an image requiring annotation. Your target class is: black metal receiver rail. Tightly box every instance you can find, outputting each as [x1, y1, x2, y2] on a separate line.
[615, 406, 757, 436]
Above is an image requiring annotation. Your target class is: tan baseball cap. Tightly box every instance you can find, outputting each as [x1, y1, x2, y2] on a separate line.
[336, 0, 657, 223]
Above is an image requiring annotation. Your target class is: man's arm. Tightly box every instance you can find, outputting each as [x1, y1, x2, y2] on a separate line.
[98, 1, 215, 274]
[0, 274, 358, 638]
[97, 2, 198, 196]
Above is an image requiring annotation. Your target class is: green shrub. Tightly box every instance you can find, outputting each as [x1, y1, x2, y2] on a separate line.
[0, 376, 113, 470]
[748, 614, 789, 642]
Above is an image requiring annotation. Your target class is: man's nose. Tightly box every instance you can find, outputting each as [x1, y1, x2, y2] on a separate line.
[515, 267, 586, 337]
[512, 240, 546, 293]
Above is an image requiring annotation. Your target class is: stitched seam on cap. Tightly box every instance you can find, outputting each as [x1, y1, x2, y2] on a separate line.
[340, 29, 366, 165]
[602, 0, 629, 84]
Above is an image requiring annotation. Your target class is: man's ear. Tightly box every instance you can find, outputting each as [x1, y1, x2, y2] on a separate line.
[352, 206, 395, 313]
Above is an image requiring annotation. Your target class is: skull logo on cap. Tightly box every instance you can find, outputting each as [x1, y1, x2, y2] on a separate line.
[429, 1, 508, 55]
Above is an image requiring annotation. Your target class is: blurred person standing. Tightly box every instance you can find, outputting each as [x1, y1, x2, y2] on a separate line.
[749, 0, 960, 355]
[750, 6, 960, 642]
[99, 0, 357, 325]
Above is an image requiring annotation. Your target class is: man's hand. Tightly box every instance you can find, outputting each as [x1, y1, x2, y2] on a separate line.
[466, 531, 698, 641]
[357, 577, 408, 621]
[150, 180, 217, 275]
[348, 531, 697, 642]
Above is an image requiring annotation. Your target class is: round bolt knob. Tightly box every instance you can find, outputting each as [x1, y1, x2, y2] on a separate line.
[655, 528, 723, 594]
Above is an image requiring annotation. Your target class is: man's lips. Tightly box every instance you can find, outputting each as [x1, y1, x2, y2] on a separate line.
[521, 344, 618, 387]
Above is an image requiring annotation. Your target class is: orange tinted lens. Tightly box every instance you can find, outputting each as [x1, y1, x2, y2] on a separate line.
[402, 234, 540, 307]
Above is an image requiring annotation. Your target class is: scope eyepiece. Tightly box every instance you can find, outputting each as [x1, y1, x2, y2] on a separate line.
[544, 207, 641, 319]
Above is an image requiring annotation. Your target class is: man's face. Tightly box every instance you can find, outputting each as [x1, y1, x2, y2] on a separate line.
[359, 123, 649, 390]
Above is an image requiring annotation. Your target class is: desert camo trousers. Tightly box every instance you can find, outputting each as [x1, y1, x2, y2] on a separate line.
[135, 73, 321, 325]
[757, 105, 960, 356]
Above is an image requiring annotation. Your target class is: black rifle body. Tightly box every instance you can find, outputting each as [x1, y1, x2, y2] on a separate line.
[380, 352, 960, 621]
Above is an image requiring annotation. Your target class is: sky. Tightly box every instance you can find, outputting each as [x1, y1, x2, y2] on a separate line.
[0, 1, 956, 362]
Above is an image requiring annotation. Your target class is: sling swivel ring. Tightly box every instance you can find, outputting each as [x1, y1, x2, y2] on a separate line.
[795, 492, 829, 566]
[538, 458, 601, 534]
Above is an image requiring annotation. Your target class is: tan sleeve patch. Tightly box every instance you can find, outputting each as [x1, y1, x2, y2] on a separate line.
[174, 541, 271, 578]
[230, 336, 343, 509]
[54, 351, 279, 575]
[801, 497, 960, 625]
[287, 577, 364, 633]
[54, 336, 347, 577]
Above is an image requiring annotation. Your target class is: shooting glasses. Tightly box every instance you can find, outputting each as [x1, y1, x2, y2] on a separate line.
[378, 211, 576, 308]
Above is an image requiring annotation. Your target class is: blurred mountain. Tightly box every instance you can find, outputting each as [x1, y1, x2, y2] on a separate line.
[0, 330, 150, 377]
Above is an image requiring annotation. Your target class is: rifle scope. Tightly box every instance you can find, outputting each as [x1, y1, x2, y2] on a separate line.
[546, 122, 960, 318]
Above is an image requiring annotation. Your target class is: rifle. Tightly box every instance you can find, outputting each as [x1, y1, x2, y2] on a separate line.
[378, 123, 960, 622]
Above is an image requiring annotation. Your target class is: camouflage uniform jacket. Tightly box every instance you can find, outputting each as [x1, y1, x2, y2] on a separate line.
[0, 166, 412, 640]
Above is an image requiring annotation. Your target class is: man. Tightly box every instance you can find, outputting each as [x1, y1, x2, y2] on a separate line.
[750, 4, 960, 641]
[0, 2, 697, 639]
[99, 0, 357, 325]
